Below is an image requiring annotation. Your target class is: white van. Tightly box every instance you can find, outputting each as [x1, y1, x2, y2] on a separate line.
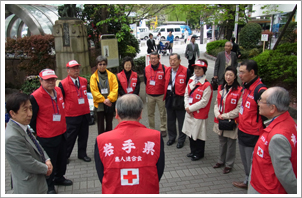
[136, 27, 150, 40]
[153, 25, 183, 41]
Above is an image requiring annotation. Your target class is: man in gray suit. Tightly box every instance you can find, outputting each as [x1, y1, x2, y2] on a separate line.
[185, 35, 200, 74]
[214, 41, 238, 84]
[5, 92, 53, 194]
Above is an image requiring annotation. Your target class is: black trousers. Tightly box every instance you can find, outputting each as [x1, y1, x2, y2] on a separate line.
[189, 136, 205, 158]
[188, 55, 196, 75]
[97, 111, 114, 135]
[37, 134, 67, 191]
[65, 115, 89, 159]
[166, 107, 186, 143]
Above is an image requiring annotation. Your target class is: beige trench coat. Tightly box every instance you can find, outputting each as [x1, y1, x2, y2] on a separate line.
[212, 85, 242, 139]
[182, 75, 212, 141]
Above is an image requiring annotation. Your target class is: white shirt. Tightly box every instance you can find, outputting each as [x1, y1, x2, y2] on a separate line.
[184, 30, 189, 39]
[11, 119, 28, 133]
[70, 76, 79, 86]
[171, 67, 179, 86]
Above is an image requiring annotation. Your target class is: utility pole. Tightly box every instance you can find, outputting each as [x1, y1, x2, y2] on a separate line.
[200, 16, 203, 44]
[234, 4, 239, 41]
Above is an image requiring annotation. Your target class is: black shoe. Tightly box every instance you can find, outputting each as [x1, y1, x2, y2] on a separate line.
[191, 155, 203, 161]
[47, 189, 57, 194]
[54, 179, 73, 186]
[176, 142, 184, 149]
[78, 156, 91, 162]
[166, 140, 175, 146]
[187, 153, 194, 157]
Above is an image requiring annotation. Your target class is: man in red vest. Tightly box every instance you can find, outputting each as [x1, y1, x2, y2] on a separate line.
[164, 53, 191, 148]
[144, 52, 167, 137]
[30, 69, 72, 194]
[58, 60, 91, 164]
[248, 87, 297, 194]
[232, 60, 267, 189]
[94, 94, 165, 194]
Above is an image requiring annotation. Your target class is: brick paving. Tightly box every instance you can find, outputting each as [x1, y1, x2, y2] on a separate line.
[5, 41, 248, 195]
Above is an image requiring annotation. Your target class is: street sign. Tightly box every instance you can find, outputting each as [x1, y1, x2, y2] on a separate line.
[261, 34, 268, 41]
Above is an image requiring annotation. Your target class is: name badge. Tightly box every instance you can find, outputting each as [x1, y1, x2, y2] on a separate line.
[239, 106, 244, 115]
[189, 97, 193, 104]
[78, 98, 85, 104]
[127, 87, 133, 93]
[167, 85, 172, 90]
[53, 114, 61, 121]
[101, 88, 108, 94]
[149, 80, 156, 86]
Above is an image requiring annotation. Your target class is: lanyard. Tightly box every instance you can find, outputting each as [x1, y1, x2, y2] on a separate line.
[100, 78, 108, 89]
[73, 80, 84, 98]
[219, 87, 229, 113]
[42, 87, 60, 114]
[242, 79, 261, 107]
[150, 66, 159, 81]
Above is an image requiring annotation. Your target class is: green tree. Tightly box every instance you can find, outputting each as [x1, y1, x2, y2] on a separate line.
[239, 23, 262, 49]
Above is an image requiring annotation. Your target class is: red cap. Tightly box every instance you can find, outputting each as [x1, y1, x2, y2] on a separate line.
[66, 60, 81, 67]
[193, 60, 208, 68]
[39, 69, 58, 80]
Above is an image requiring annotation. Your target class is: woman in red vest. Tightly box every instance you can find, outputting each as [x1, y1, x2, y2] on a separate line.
[117, 56, 140, 96]
[182, 59, 213, 161]
[212, 66, 243, 174]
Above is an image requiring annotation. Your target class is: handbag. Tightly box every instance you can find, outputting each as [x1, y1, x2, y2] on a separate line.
[172, 94, 184, 110]
[211, 77, 218, 91]
[218, 119, 236, 130]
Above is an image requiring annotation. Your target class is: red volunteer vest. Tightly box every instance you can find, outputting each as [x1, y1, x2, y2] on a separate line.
[238, 78, 266, 135]
[214, 85, 243, 124]
[97, 121, 161, 194]
[60, 76, 90, 117]
[163, 65, 187, 100]
[187, 79, 213, 119]
[117, 70, 138, 94]
[31, 86, 66, 138]
[145, 63, 166, 95]
[250, 111, 297, 194]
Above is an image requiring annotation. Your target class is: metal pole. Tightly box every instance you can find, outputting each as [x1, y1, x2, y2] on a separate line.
[234, 4, 239, 41]
[200, 16, 203, 44]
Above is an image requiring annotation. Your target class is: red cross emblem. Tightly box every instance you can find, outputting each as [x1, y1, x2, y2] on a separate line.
[120, 168, 139, 185]
[257, 146, 263, 158]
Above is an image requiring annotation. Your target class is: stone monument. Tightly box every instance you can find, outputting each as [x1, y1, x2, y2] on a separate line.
[53, 4, 90, 79]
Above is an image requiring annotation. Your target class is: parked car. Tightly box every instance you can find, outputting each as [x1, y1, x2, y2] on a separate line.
[87, 92, 95, 125]
[137, 27, 150, 40]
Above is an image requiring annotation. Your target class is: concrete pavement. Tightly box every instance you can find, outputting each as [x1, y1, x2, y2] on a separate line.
[5, 41, 248, 195]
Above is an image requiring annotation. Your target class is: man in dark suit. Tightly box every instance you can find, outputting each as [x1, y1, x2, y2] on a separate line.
[230, 37, 241, 58]
[214, 41, 238, 85]
[147, 33, 156, 54]
[59, 60, 91, 164]
[185, 35, 200, 74]
[5, 92, 53, 194]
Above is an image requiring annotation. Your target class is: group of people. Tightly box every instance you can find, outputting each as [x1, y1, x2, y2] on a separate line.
[5, 38, 296, 194]
[147, 31, 175, 55]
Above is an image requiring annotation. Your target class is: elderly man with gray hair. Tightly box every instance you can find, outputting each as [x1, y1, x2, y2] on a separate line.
[248, 86, 297, 194]
[214, 41, 238, 85]
[94, 94, 165, 194]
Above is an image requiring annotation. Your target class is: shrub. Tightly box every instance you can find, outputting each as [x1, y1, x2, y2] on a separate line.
[20, 76, 40, 94]
[5, 35, 56, 75]
[206, 39, 228, 54]
[124, 45, 137, 58]
[133, 56, 146, 74]
[239, 48, 260, 60]
[239, 23, 262, 49]
[251, 43, 297, 89]
[208, 47, 225, 57]
[80, 74, 92, 92]
[279, 22, 297, 44]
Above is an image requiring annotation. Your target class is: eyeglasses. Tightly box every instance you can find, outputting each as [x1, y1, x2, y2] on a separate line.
[257, 97, 269, 105]
[98, 63, 107, 66]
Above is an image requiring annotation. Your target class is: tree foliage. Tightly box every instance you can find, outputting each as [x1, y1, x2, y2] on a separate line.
[5, 35, 55, 75]
[239, 23, 262, 49]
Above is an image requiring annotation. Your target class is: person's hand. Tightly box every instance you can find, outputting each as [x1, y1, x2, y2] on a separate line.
[104, 99, 112, 107]
[45, 160, 53, 176]
[214, 76, 218, 79]
[185, 107, 191, 115]
[217, 114, 223, 120]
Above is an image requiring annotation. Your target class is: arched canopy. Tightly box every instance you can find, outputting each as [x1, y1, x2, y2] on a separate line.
[5, 4, 59, 38]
